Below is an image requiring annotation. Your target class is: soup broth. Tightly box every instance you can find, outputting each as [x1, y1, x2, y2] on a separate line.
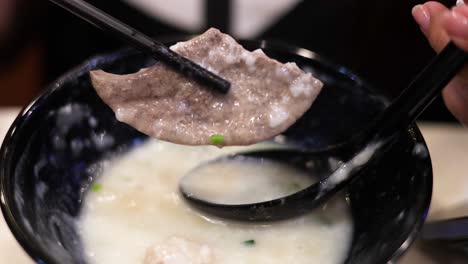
[79, 140, 353, 264]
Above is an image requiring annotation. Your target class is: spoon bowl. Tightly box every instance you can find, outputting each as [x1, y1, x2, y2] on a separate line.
[180, 149, 336, 221]
[180, 142, 385, 221]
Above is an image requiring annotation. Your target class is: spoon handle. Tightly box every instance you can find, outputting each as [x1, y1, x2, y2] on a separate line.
[374, 42, 467, 140]
[422, 217, 468, 241]
[48, 0, 230, 94]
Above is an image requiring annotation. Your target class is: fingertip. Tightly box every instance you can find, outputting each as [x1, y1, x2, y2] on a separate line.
[412, 5, 431, 31]
[424, 1, 449, 14]
[442, 7, 468, 38]
[452, 4, 468, 17]
[417, 2, 450, 52]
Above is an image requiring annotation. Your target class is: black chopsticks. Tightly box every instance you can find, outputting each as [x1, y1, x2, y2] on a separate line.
[49, 0, 231, 94]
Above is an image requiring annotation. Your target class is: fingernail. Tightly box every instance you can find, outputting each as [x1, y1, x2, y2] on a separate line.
[444, 8, 468, 38]
[412, 5, 431, 31]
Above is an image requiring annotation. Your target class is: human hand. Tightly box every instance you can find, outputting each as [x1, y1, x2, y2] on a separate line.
[412, 1, 468, 125]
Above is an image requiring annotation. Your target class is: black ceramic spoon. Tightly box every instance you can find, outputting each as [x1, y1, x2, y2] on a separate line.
[180, 42, 467, 221]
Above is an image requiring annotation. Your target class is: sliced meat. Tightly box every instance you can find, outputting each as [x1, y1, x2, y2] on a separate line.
[90, 28, 323, 146]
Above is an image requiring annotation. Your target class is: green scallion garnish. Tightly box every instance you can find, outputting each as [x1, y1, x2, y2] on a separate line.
[243, 239, 255, 246]
[210, 134, 225, 145]
[90, 183, 103, 192]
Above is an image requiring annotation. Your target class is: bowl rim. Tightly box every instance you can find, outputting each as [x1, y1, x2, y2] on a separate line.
[0, 39, 432, 264]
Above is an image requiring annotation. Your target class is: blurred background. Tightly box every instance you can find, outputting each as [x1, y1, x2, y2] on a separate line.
[0, 0, 459, 122]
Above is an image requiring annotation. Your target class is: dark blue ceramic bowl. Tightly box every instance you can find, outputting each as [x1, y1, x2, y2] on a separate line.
[0, 40, 432, 264]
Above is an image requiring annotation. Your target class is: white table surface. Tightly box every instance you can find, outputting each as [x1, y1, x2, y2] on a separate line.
[0, 108, 467, 263]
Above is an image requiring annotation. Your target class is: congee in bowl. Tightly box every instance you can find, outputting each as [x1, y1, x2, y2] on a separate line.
[80, 140, 353, 264]
[0, 37, 432, 264]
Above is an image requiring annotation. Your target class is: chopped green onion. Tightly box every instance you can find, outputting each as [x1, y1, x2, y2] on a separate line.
[210, 134, 225, 145]
[90, 183, 103, 192]
[243, 239, 256, 246]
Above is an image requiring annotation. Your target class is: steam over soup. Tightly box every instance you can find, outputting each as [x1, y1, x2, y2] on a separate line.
[79, 140, 353, 264]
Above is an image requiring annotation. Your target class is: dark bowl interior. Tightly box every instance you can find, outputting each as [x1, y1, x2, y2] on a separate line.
[0, 40, 432, 264]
